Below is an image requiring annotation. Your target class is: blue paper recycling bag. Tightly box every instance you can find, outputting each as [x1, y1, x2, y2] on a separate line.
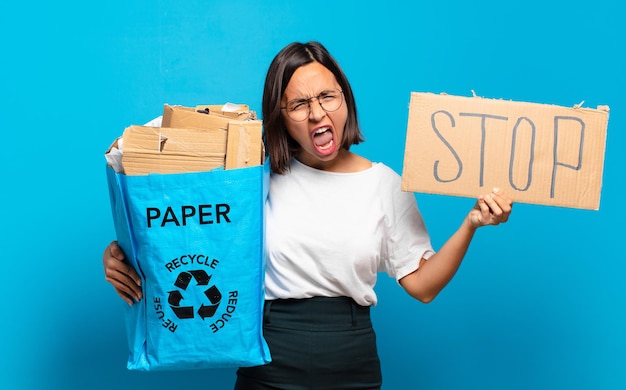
[106, 163, 271, 371]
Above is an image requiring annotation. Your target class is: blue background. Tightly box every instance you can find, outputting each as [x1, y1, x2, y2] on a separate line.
[1, 1, 624, 389]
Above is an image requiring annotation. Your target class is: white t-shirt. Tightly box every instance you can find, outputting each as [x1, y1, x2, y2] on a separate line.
[264, 159, 435, 306]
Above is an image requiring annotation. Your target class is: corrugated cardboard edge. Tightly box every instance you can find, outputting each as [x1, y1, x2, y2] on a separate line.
[162, 104, 232, 131]
[225, 120, 264, 170]
[195, 104, 253, 119]
[121, 125, 228, 175]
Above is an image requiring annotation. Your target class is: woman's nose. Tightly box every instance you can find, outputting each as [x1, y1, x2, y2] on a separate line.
[308, 98, 326, 121]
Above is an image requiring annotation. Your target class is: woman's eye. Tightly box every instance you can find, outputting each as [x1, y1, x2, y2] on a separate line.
[291, 102, 307, 111]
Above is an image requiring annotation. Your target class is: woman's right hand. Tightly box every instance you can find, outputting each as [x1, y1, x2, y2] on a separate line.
[103, 241, 143, 305]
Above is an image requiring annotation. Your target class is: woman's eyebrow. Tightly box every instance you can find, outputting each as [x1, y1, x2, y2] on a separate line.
[288, 97, 309, 103]
[288, 89, 336, 102]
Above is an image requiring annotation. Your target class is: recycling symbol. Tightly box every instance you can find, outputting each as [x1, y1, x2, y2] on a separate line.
[168, 270, 222, 320]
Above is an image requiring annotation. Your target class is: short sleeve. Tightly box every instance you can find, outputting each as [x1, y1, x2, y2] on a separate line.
[379, 175, 435, 281]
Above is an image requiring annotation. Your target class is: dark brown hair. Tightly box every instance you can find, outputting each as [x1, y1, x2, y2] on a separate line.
[262, 41, 364, 174]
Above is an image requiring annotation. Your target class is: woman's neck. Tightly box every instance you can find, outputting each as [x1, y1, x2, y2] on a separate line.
[295, 149, 372, 173]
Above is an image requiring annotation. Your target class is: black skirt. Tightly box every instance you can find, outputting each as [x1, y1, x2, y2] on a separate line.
[235, 296, 382, 390]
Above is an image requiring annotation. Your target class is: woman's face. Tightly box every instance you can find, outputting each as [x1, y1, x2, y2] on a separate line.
[281, 61, 348, 169]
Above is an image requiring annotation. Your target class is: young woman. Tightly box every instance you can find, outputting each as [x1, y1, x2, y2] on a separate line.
[103, 41, 512, 389]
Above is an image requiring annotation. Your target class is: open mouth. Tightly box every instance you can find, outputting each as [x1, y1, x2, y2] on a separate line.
[312, 127, 335, 153]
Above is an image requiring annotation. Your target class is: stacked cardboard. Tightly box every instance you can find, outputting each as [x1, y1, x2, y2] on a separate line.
[109, 103, 263, 175]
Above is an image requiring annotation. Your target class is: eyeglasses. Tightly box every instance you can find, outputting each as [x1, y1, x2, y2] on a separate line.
[281, 89, 344, 122]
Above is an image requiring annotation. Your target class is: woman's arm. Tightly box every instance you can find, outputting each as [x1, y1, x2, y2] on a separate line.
[399, 188, 512, 303]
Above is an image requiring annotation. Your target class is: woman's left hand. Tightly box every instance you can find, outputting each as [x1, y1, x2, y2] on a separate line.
[468, 187, 513, 228]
